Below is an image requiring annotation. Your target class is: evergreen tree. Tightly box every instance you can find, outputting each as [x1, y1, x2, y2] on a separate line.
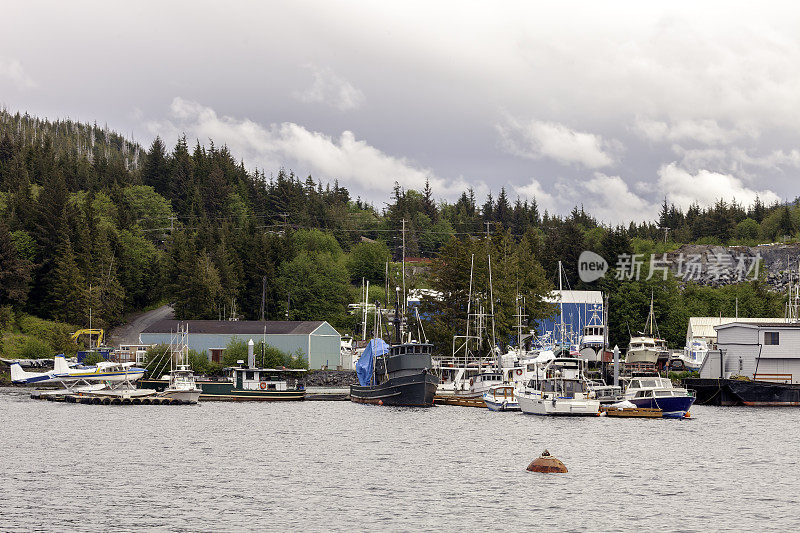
[0, 220, 31, 307]
[48, 237, 88, 324]
[141, 137, 170, 196]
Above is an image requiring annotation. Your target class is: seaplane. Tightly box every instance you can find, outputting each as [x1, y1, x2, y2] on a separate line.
[10, 354, 146, 390]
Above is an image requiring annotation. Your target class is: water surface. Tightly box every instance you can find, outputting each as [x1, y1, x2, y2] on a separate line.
[1, 387, 798, 532]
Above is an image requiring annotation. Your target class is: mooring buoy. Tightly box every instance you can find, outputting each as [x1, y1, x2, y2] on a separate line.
[527, 450, 568, 473]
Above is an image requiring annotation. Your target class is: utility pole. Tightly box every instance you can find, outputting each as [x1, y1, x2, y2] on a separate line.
[260, 276, 267, 321]
[485, 221, 492, 239]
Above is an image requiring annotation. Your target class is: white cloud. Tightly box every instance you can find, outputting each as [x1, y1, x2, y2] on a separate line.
[515, 163, 783, 225]
[634, 117, 755, 145]
[657, 162, 780, 210]
[148, 97, 475, 202]
[292, 65, 365, 112]
[0, 58, 36, 89]
[515, 174, 653, 225]
[497, 117, 616, 169]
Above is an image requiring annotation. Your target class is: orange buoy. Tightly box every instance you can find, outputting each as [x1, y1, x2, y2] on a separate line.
[527, 450, 568, 473]
[378, 400, 383, 406]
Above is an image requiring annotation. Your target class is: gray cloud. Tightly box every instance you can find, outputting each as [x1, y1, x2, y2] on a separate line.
[1, 1, 799, 220]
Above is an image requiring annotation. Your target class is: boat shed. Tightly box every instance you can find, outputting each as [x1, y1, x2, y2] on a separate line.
[139, 320, 341, 369]
[701, 321, 800, 384]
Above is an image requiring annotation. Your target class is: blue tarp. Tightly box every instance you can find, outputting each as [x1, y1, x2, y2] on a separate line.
[355, 338, 389, 386]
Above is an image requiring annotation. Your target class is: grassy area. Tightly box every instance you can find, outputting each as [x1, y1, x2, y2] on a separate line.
[0, 307, 77, 360]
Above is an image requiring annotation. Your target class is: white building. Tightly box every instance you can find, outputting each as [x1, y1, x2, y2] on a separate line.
[686, 317, 788, 347]
[703, 322, 800, 384]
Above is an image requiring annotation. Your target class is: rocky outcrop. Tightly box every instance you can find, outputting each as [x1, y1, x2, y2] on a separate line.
[306, 369, 357, 387]
[649, 243, 800, 291]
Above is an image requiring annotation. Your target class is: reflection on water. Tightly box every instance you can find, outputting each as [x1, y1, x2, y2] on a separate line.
[1, 387, 799, 531]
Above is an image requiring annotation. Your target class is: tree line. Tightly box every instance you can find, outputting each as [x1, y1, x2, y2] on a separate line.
[0, 109, 791, 353]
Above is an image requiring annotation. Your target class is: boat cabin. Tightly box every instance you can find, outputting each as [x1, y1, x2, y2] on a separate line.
[389, 343, 433, 357]
[234, 368, 306, 391]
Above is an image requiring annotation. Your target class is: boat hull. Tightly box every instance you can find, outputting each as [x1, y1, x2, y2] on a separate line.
[685, 378, 800, 406]
[139, 379, 305, 401]
[484, 398, 520, 411]
[350, 371, 438, 407]
[625, 348, 660, 365]
[629, 395, 694, 418]
[518, 393, 600, 416]
[160, 389, 201, 404]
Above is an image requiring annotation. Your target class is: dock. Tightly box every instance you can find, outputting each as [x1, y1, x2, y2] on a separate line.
[600, 406, 662, 418]
[434, 395, 487, 408]
[30, 389, 194, 405]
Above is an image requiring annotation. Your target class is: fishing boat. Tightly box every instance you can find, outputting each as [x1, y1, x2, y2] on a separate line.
[626, 294, 669, 367]
[624, 375, 695, 418]
[517, 358, 600, 416]
[140, 366, 306, 401]
[483, 384, 520, 411]
[454, 367, 504, 398]
[350, 338, 438, 407]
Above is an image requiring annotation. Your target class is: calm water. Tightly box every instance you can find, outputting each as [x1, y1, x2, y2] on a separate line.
[2, 387, 800, 532]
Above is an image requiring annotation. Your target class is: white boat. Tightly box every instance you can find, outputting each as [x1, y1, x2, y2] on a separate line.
[578, 308, 606, 362]
[455, 368, 504, 398]
[679, 340, 709, 370]
[624, 375, 695, 418]
[517, 358, 600, 416]
[626, 294, 669, 366]
[160, 365, 201, 404]
[483, 384, 520, 411]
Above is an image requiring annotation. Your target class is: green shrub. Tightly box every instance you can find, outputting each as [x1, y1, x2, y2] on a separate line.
[17, 315, 77, 355]
[7, 336, 53, 359]
[188, 349, 222, 375]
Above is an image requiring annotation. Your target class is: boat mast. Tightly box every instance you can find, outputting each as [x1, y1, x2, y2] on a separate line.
[558, 261, 565, 346]
[401, 218, 406, 340]
[465, 254, 474, 365]
[488, 254, 497, 361]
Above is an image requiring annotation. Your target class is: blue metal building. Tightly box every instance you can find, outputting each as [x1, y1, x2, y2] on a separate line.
[535, 290, 604, 344]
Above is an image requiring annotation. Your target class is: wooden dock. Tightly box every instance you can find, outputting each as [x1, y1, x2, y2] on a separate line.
[434, 395, 487, 408]
[30, 389, 193, 405]
[600, 406, 662, 418]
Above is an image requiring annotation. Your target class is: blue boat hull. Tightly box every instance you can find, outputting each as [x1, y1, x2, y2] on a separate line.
[630, 395, 695, 418]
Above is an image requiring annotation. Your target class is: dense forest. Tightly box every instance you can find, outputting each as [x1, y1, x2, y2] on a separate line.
[0, 110, 791, 357]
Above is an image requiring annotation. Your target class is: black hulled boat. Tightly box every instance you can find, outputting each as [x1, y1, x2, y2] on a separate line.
[350, 340, 438, 407]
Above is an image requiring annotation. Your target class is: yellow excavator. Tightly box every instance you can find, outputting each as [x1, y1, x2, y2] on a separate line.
[71, 329, 105, 348]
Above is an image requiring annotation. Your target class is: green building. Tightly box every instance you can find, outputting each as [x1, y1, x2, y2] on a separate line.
[140, 319, 342, 369]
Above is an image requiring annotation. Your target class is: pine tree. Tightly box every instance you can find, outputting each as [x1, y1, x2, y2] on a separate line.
[142, 137, 170, 196]
[48, 237, 88, 324]
[0, 220, 31, 307]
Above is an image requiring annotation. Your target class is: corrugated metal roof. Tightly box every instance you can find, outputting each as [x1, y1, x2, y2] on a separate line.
[142, 319, 329, 336]
[688, 317, 788, 338]
[544, 290, 603, 305]
[716, 321, 800, 329]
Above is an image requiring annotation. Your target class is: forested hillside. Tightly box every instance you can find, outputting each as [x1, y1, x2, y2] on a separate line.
[0, 109, 792, 354]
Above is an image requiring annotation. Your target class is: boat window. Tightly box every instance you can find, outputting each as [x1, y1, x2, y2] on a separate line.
[641, 380, 657, 388]
[630, 380, 640, 388]
[655, 391, 671, 397]
[765, 332, 780, 345]
[245, 371, 255, 381]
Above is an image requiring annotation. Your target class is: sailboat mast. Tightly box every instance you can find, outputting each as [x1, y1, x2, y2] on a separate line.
[558, 261, 565, 345]
[465, 254, 474, 364]
[488, 254, 497, 357]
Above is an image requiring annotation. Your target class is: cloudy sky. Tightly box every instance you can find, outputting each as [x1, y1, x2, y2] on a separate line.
[2, 1, 800, 223]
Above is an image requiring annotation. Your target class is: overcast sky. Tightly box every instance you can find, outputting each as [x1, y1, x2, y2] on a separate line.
[2, 1, 800, 223]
